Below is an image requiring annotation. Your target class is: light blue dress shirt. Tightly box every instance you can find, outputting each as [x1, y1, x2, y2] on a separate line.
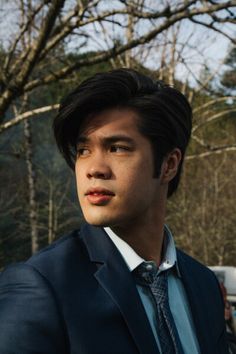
[104, 225, 200, 354]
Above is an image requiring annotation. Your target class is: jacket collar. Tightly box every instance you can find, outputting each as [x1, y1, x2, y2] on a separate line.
[80, 223, 159, 354]
[104, 225, 181, 277]
[177, 250, 215, 354]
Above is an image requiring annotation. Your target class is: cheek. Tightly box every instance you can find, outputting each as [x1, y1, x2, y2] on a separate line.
[75, 163, 84, 183]
[117, 163, 157, 200]
[122, 158, 153, 185]
[75, 169, 84, 198]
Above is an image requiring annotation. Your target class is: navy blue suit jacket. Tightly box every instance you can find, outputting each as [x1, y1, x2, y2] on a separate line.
[0, 223, 228, 353]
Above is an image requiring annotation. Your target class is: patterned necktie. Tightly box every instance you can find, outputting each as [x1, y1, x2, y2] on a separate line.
[134, 262, 184, 354]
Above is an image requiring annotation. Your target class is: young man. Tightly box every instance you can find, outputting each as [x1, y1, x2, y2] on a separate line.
[0, 69, 228, 353]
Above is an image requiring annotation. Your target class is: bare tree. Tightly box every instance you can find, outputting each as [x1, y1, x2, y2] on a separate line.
[0, 0, 235, 122]
[23, 117, 38, 254]
[0, 0, 236, 266]
[169, 149, 236, 266]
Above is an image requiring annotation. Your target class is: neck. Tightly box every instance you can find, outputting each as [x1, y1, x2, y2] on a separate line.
[111, 204, 166, 266]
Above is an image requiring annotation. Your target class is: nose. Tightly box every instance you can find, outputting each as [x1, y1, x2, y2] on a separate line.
[86, 154, 112, 180]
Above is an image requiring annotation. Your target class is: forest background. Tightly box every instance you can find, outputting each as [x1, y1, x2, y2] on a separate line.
[0, 0, 236, 269]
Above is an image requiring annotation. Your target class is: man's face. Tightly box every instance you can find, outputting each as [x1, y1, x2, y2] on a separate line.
[75, 108, 165, 227]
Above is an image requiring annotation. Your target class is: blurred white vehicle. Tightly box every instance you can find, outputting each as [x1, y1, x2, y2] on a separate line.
[209, 266, 236, 328]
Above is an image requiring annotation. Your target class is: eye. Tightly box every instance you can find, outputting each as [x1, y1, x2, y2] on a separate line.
[77, 147, 90, 156]
[110, 145, 130, 153]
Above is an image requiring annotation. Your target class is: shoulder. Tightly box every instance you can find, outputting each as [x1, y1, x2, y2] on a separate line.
[177, 249, 223, 301]
[27, 228, 89, 269]
[177, 248, 220, 284]
[28, 229, 81, 264]
[0, 229, 85, 349]
[177, 248, 213, 275]
[25, 228, 93, 285]
[0, 262, 68, 353]
[0, 228, 88, 297]
[0, 229, 83, 308]
[176, 250, 229, 352]
[0, 230, 86, 326]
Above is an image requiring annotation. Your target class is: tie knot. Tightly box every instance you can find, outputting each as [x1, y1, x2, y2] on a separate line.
[133, 261, 158, 285]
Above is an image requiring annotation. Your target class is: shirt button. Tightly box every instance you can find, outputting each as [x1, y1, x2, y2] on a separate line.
[145, 264, 153, 271]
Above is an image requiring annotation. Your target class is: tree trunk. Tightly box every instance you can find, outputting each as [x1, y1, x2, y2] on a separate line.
[24, 119, 38, 254]
[48, 181, 54, 244]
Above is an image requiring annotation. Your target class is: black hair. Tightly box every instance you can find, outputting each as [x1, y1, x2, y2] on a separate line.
[53, 68, 192, 197]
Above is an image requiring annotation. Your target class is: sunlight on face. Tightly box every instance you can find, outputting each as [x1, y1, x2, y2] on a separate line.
[75, 108, 168, 228]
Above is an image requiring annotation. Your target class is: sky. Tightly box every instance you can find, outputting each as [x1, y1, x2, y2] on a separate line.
[0, 0, 235, 89]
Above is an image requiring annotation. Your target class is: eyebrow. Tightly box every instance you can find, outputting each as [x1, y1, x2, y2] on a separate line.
[77, 135, 135, 145]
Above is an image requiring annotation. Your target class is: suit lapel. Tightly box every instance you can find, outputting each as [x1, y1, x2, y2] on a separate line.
[81, 224, 159, 354]
[177, 251, 213, 354]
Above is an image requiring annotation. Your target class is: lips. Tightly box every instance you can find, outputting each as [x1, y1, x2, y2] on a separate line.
[85, 188, 115, 196]
[85, 188, 115, 205]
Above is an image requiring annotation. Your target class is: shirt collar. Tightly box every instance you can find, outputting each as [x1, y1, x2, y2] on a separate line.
[104, 225, 181, 277]
[104, 226, 143, 271]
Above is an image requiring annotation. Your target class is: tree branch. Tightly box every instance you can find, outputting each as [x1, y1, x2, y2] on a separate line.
[0, 104, 59, 133]
[3, 1, 50, 74]
[193, 96, 236, 113]
[193, 108, 236, 132]
[186, 144, 236, 160]
[0, 0, 65, 116]
[190, 17, 236, 44]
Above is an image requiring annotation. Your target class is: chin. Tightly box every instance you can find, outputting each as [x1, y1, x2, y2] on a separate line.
[83, 210, 122, 227]
[86, 219, 108, 227]
[83, 214, 112, 227]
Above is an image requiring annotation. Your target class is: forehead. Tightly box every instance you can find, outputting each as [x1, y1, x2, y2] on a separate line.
[78, 108, 141, 137]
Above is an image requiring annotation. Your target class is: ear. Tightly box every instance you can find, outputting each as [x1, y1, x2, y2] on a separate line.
[160, 148, 182, 184]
